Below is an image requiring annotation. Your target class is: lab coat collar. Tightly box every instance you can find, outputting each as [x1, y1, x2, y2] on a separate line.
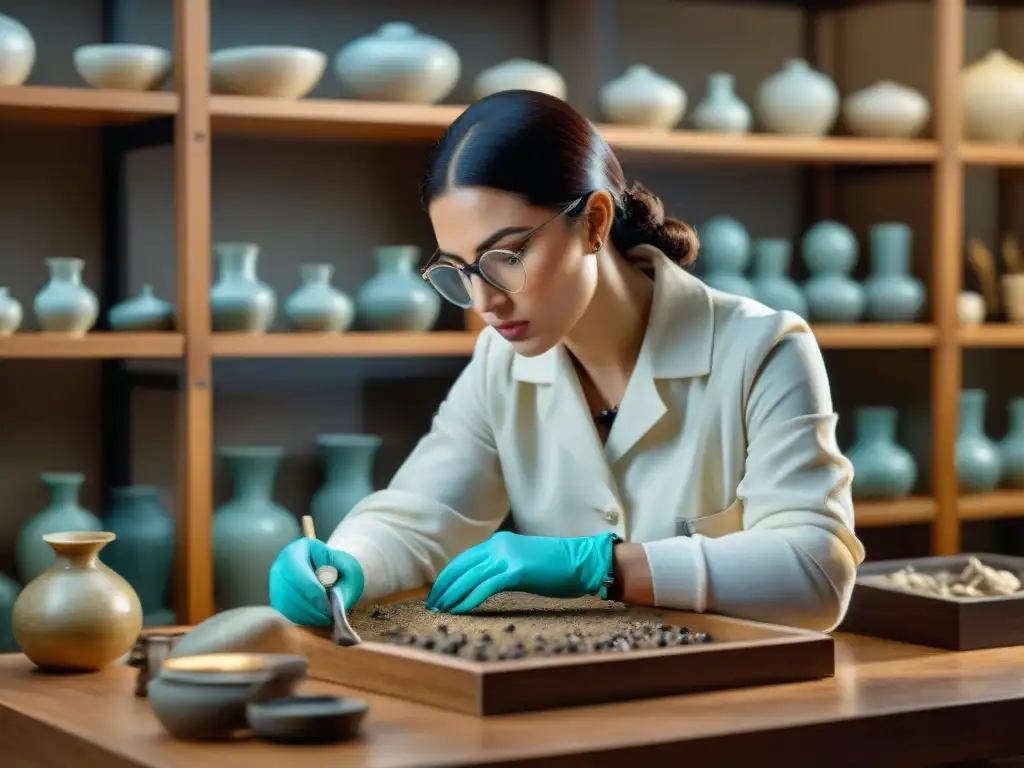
[511, 245, 714, 385]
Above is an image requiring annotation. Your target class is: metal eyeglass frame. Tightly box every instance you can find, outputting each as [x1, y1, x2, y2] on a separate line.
[420, 197, 584, 305]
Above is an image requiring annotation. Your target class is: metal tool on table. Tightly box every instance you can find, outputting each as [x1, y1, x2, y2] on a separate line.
[301, 515, 362, 647]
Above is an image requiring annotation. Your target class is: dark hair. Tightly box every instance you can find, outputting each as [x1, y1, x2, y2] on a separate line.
[421, 90, 699, 268]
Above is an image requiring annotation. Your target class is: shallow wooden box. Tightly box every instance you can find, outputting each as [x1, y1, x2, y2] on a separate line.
[297, 594, 834, 716]
[838, 553, 1024, 651]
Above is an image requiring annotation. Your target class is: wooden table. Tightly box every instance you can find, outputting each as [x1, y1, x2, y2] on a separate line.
[4, 632, 1024, 768]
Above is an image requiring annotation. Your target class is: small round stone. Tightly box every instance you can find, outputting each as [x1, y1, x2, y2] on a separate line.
[504, 623, 516, 633]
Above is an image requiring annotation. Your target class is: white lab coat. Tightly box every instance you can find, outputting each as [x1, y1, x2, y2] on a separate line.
[327, 245, 866, 632]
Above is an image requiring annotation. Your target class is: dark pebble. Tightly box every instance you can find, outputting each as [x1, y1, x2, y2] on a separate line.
[440, 642, 460, 654]
[437, 624, 448, 635]
[693, 631, 711, 643]
[656, 633, 669, 647]
[420, 637, 435, 650]
[474, 648, 490, 662]
[479, 632, 493, 644]
[504, 623, 516, 633]
[404, 635, 418, 645]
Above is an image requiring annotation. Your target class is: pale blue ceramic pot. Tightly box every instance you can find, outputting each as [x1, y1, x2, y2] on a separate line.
[999, 397, 1024, 488]
[801, 221, 865, 323]
[698, 216, 755, 298]
[102, 486, 176, 627]
[15, 472, 102, 584]
[213, 446, 300, 609]
[956, 389, 1002, 493]
[310, 434, 382, 534]
[847, 406, 917, 500]
[751, 238, 808, 317]
[863, 223, 926, 322]
[0, 573, 20, 652]
[355, 246, 440, 331]
[210, 243, 276, 333]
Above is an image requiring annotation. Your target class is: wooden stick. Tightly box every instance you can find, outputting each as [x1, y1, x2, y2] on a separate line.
[302, 515, 317, 540]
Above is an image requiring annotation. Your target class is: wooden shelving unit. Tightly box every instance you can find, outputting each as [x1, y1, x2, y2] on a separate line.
[3, 0, 1021, 623]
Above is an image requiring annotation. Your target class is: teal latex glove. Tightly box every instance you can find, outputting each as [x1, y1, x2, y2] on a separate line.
[268, 538, 365, 628]
[425, 531, 618, 614]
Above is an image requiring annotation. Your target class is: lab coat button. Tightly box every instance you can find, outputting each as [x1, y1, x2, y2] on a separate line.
[603, 509, 619, 524]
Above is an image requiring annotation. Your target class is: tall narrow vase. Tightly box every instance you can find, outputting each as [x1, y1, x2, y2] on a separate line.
[210, 243, 276, 332]
[956, 389, 1002, 493]
[33, 258, 99, 335]
[102, 486, 176, 626]
[863, 223, 926, 322]
[15, 472, 102, 584]
[213, 446, 300, 610]
[310, 434, 382, 534]
[846, 406, 917, 500]
[999, 397, 1024, 488]
[750, 239, 807, 317]
[355, 245, 441, 331]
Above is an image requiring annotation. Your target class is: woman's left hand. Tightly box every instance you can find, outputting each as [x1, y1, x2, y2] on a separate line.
[425, 530, 618, 614]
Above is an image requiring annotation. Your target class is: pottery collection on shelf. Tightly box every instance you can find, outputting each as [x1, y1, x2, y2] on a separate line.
[0, 431, 382, 654]
[697, 217, 926, 323]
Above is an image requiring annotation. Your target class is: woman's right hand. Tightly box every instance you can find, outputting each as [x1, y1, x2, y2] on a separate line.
[268, 538, 365, 628]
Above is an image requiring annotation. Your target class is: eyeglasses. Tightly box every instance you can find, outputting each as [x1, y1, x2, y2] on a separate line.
[421, 198, 582, 309]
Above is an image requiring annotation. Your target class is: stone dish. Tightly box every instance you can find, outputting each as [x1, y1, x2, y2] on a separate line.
[148, 652, 307, 741]
[210, 46, 326, 99]
[170, 605, 302, 659]
[247, 694, 368, 743]
[73, 44, 171, 91]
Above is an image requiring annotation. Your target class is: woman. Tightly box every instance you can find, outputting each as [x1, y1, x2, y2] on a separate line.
[269, 90, 865, 633]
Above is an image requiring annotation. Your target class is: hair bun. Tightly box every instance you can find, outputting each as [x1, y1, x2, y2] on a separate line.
[618, 182, 700, 267]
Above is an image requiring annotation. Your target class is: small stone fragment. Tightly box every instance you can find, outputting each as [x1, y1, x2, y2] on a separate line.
[504, 623, 516, 633]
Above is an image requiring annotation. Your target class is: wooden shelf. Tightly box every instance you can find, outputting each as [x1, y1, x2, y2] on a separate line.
[812, 324, 938, 348]
[960, 142, 1024, 166]
[958, 491, 1024, 521]
[0, 332, 184, 359]
[210, 331, 479, 358]
[209, 96, 938, 164]
[856, 497, 937, 527]
[0, 85, 177, 125]
[958, 324, 1024, 347]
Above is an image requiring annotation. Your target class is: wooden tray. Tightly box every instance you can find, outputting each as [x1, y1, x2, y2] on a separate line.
[838, 553, 1024, 651]
[297, 593, 834, 716]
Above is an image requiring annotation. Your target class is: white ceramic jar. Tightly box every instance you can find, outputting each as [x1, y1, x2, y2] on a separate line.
[472, 59, 566, 101]
[957, 291, 986, 325]
[599, 65, 686, 129]
[0, 13, 35, 86]
[0, 287, 23, 335]
[962, 50, 1024, 143]
[755, 59, 838, 136]
[842, 81, 930, 138]
[691, 72, 752, 134]
[334, 22, 460, 103]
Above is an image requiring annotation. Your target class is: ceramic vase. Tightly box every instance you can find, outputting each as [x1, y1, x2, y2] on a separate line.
[863, 223, 926, 322]
[334, 22, 460, 104]
[356, 245, 441, 331]
[12, 531, 143, 671]
[473, 59, 566, 100]
[102, 486, 176, 627]
[0, 13, 35, 86]
[310, 434, 382, 534]
[750, 239, 807, 317]
[958, 291, 986, 325]
[109, 284, 175, 331]
[698, 216, 755, 298]
[210, 243, 276, 332]
[801, 221, 866, 323]
[0, 287, 22, 335]
[283, 264, 354, 333]
[0, 572, 20, 652]
[691, 72, 752, 134]
[33, 258, 99, 335]
[842, 81, 930, 139]
[847, 407, 918, 500]
[956, 389, 1002, 493]
[599, 65, 686, 129]
[15, 472, 102, 584]
[962, 50, 1024, 143]
[213, 446, 300, 610]
[999, 397, 1024, 488]
[755, 59, 838, 136]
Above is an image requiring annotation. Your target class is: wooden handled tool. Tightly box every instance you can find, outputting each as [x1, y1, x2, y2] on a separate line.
[302, 515, 361, 647]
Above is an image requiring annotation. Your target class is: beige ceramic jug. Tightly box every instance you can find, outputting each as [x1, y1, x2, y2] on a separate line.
[12, 531, 143, 671]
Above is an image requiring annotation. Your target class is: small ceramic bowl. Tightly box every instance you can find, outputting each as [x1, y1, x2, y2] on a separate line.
[247, 694, 369, 743]
[148, 652, 308, 741]
[210, 46, 326, 98]
[73, 44, 172, 91]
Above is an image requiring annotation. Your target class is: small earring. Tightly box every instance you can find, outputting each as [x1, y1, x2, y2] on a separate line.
[593, 240, 603, 252]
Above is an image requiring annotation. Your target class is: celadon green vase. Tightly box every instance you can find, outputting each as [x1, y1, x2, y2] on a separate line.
[213, 446, 300, 610]
[846, 406, 917, 500]
[310, 434, 382, 534]
[15, 472, 102, 584]
[956, 389, 1002, 493]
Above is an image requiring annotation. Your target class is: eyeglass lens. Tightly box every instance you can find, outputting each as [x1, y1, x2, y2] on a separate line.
[427, 250, 526, 308]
